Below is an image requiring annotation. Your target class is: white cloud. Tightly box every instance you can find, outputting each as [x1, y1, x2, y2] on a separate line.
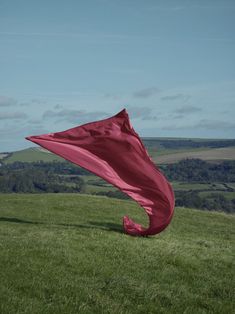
[133, 87, 160, 99]
[42, 109, 109, 124]
[0, 96, 17, 107]
[174, 105, 202, 114]
[161, 94, 190, 102]
[0, 112, 28, 120]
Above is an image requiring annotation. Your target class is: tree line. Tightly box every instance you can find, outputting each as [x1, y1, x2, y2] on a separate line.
[0, 161, 86, 193]
[161, 159, 235, 182]
[1, 159, 235, 213]
[175, 191, 234, 213]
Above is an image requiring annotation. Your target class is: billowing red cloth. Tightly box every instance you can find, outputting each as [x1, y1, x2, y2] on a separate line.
[26, 109, 174, 236]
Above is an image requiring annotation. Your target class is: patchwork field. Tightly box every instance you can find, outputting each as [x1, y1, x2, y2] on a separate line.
[0, 194, 234, 314]
[153, 147, 235, 164]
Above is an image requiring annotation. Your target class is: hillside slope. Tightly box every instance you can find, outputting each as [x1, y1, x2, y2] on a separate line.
[154, 146, 235, 164]
[0, 194, 234, 314]
[2, 147, 63, 163]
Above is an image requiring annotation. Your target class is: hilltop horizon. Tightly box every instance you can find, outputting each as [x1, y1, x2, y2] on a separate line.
[1, 135, 235, 154]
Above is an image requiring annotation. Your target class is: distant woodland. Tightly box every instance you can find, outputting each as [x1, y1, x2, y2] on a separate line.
[162, 159, 235, 183]
[0, 159, 235, 213]
[0, 161, 87, 194]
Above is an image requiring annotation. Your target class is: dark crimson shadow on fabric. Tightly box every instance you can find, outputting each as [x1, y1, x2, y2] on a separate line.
[26, 109, 175, 236]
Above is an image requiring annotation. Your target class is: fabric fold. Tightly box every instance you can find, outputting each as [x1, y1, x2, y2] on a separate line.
[26, 108, 174, 236]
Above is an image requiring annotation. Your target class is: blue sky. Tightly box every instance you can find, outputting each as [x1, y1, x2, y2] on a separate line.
[0, 0, 235, 151]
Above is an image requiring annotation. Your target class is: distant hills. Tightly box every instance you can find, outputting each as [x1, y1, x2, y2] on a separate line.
[1, 138, 235, 213]
[1, 137, 235, 164]
[0, 147, 63, 164]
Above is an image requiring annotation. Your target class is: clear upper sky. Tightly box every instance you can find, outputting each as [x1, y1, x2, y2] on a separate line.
[0, 0, 235, 151]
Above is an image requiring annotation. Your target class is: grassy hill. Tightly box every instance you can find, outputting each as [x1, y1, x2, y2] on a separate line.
[153, 147, 235, 164]
[2, 148, 63, 163]
[0, 193, 234, 314]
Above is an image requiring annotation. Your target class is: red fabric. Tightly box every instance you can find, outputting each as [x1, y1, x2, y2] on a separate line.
[26, 109, 174, 236]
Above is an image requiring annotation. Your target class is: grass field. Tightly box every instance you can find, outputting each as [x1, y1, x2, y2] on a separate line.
[154, 147, 235, 164]
[148, 147, 211, 157]
[0, 194, 234, 314]
[85, 184, 116, 193]
[4, 148, 63, 163]
[199, 191, 235, 201]
[172, 182, 213, 191]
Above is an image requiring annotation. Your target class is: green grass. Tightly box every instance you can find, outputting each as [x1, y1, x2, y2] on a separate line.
[0, 193, 234, 314]
[172, 182, 213, 191]
[85, 184, 116, 193]
[78, 175, 117, 194]
[148, 147, 212, 158]
[78, 175, 99, 183]
[171, 182, 231, 192]
[199, 191, 235, 201]
[153, 147, 235, 164]
[4, 148, 63, 163]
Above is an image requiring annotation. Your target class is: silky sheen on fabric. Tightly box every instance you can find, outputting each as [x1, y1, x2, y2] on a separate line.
[26, 109, 175, 236]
